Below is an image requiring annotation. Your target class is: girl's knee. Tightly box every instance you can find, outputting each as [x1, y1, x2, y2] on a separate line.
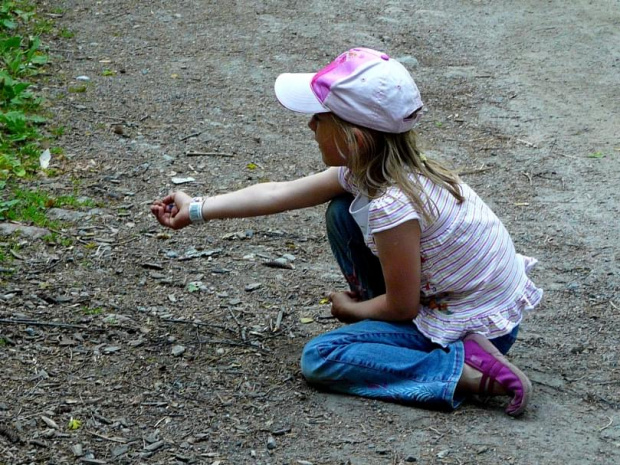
[300, 335, 339, 383]
[300, 339, 324, 382]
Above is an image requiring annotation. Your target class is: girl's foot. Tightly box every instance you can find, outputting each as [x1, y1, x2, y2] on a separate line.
[461, 333, 532, 416]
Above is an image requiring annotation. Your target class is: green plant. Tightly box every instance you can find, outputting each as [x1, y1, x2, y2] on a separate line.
[0, 35, 47, 78]
[0, 1, 50, 183]
[82, 306, 103, 315]
[0, 187, 94, 227]
[59, 28, 73, 39]
[49, 125, 65, 137]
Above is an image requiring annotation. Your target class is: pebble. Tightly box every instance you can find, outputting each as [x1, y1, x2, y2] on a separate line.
[103, 346, 121, 354]
[145, 440, 165, 451]
[405, 456, 417, 463]
[71, 444, 83, 457]
[171, 345, 186, 357]
[267, 435, 277, 449]
[171, 176, 195, 184]
[112, 444, 129, 457]
[245, 282, 262, 292]
[76, 75, 90, 81]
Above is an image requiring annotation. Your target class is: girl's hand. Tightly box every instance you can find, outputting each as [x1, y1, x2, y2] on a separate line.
[151, 191, 193, 230]
[329, 291, 362, 323]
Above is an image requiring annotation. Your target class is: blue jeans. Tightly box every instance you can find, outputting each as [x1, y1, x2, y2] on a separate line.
[301, 195, 519, 409]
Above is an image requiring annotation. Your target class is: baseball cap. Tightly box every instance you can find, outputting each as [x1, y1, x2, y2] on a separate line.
[274, 47, 423, 133]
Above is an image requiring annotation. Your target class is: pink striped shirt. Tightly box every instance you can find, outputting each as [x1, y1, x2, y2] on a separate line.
[338, 167, 543, 346]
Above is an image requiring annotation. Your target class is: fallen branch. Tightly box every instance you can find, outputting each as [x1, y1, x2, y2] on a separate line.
[458, 166, 495, 176]
[186, 151, 234, 157]
[0, 319, 87, 330]
[179, 131, 202, 142]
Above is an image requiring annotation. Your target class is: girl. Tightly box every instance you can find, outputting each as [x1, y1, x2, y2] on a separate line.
[151, 47, 543, 416]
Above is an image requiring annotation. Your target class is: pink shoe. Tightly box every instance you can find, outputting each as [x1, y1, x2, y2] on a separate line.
[463, 333, 532, 416]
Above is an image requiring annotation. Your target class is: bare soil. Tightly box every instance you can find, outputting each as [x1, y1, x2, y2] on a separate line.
[1, 0, 620, 464]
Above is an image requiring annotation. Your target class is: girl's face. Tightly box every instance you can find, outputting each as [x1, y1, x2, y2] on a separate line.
[308, 113, 350, 166]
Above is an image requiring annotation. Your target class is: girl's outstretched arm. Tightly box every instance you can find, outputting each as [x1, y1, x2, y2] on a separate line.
[330, 219, 421, 322]
[151, 167, 345, 230]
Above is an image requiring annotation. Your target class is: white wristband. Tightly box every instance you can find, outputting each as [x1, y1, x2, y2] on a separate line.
[188, 197, 205, 224]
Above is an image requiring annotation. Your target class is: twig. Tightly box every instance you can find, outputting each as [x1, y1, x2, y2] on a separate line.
[599, 416, 613, 432]
[228, 308, 242, 327]
[88, 431, 129, 443]
[186, 151, 234, 158]
[179, 131, 202, 142]
[160, 318, 234, 334]
[458, 166, 495, 176]
[0, 319, 87, 329]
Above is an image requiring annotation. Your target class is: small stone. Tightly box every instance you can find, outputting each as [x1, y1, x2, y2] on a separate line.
[41, 416, 59, 429]
[112, 444, 129, 457]
[71, 444, 83, 457]
[245, 282, 262, 292]
[171, 345, 186, 357]
[171, 176, 195, 185]
[405, 456, 417, 463]
[145, 440, 165, 451]
[267, 435, 276, 450]
[102, 346, 121, 354]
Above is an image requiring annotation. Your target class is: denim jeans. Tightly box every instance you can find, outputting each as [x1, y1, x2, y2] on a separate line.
[300, 195, 519, 409]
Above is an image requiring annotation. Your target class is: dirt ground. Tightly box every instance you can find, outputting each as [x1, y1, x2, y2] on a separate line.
[1, 0, 620, 463]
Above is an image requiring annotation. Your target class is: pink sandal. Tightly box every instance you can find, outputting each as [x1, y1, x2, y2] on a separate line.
[463, 333, 532, 416]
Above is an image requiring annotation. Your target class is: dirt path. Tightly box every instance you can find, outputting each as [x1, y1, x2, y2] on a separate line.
[1, 0, 619, 464]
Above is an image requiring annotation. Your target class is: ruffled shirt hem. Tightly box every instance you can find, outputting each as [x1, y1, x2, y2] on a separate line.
[414, 255, 544, 347]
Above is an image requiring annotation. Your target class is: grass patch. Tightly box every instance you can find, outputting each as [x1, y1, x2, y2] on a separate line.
[0, 187, 95, 227]
[1, 1, 50, 182]
[0, 2, 95, 237]
[82, 306, 103, 315]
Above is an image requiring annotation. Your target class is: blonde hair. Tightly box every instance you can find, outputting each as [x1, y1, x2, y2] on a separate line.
[328, 113, 463, 223]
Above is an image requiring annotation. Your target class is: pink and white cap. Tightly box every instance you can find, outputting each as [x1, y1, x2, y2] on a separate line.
[274, 47, 423, 133]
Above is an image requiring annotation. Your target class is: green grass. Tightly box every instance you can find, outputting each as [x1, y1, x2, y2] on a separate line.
[82, 306, 103, 315]
[1, 1, 50, 182]
[0, 187, 96, 227]
[0, 1, 95, 240]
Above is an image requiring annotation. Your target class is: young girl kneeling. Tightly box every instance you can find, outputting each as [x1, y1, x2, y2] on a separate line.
[151, 47, 543, 416]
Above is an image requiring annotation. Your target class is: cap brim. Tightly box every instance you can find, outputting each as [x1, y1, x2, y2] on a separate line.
[274, 73, 329, 114]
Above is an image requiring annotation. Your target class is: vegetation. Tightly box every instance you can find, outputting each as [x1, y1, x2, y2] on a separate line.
[0, 2, 87, 232]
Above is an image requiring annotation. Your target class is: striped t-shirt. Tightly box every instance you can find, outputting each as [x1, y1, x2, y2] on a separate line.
[338, 167, 543, 347]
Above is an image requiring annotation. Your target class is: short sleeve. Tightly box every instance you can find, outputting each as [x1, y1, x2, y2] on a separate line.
[368, 189, 421, 234]
[337, 167, 358, 194]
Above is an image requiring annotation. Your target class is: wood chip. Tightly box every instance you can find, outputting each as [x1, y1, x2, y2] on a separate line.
[41, 416, 59, 429]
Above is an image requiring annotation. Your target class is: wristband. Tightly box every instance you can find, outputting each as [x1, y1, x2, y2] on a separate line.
[188, 197, 205, 224]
